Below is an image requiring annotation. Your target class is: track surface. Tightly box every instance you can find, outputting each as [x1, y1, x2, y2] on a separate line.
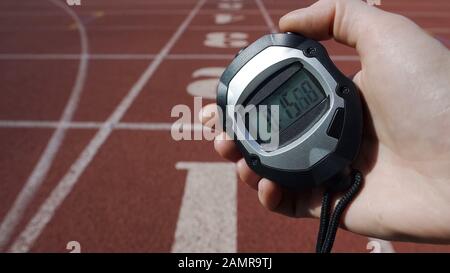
[0, 0, 449, 253]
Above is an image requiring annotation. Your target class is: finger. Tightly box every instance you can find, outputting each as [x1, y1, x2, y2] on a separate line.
[278, 0, 385, 52]
[276, 187, 323, 219]
[351, 71, 364, 91]
[201, 105, 242, 161]
[256, 178, 325, 218]
[214, 132, 242, 162]
[257, 179, 315, 218]
[237, 158, 261, 190]
[258, 179, 283, 211]
[199, 103, 218, 127]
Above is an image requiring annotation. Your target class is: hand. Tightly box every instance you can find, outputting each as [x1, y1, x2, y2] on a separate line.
[200, 0, 450, 244]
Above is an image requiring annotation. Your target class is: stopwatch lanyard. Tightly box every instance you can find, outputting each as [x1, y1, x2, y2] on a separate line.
[315, 169, 363, 253]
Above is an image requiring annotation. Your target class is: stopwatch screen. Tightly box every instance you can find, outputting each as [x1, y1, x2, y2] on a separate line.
[259, 68, 326, 132]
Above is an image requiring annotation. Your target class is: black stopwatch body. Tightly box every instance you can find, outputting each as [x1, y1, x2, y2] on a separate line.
[217, 33, 363, 189]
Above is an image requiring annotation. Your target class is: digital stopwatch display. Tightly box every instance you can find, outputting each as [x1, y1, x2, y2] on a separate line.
[257, 65, 326, 132]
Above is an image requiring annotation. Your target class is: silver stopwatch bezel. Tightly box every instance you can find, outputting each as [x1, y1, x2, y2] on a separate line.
[226, 46, 344, 170]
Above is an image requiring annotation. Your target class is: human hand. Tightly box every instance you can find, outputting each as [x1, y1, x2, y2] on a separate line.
[201, 0, 450, 244]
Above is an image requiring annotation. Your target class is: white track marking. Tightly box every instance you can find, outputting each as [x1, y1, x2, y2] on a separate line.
[254, 0, 277, 33]
[167, 54, 234, 60]
[0, 53, 359, 61]
[0, 25, 269, 32]
[0, 120, 101, 129]
[8, 0, 206, 253]
[151, 25, 270, 31]
[0, 120, 205, 131]
[367, 238, 396, 253]
[0, 0, 89, 251]
[87, 25, 269, 32]
[0, 0, 198, 8]
[172, 162, 237, 252]
[0, 10, 192, 17]
[0, 54, 158, 60]
[0, 9, 264, 17]
[115, 122, 203, 131]
[0, 53, 232, 60]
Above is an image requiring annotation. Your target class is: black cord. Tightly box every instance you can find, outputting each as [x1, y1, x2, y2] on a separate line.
[316, 191, 331, 252]
[316, 170, 363, 253]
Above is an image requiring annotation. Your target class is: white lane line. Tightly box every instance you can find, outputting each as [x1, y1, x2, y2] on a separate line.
[115, 122, 204, 131]
[0, 53, 235, 60]
[0, 25, 270, 32]
[0, 120, 204, 131]
[0, 53, 358, 61]
[367, 238, 396, 253]
[8, 0, 207, 253]
[0, 0, 89, 251]
[254, 0, 277, 33]
[90, 54, 156, 60]
[0, 10, 191, 17]
[167, 54, 235, 60]
[172, 162, 237, 253]
[192, 25, 268, 31]
[0, 9, 264, 17]
[0, 120, 100, 129]
[83, 25, 262, 31]
[0, 53, 89, 60]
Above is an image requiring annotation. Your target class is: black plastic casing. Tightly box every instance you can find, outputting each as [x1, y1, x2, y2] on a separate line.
[217, 33, 363, 190]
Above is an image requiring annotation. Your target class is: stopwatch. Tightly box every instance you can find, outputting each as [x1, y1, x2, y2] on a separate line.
[217, 33, 363, 189]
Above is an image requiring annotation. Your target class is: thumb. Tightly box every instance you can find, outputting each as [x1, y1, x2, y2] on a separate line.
[279, 0, 386, 54]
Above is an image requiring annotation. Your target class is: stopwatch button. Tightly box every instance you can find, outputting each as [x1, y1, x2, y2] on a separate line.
[249, 155, 260, 167]
[327, 108, 345, 139]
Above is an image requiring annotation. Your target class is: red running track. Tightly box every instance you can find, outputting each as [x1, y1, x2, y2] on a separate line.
[0, 0, 449, 253]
